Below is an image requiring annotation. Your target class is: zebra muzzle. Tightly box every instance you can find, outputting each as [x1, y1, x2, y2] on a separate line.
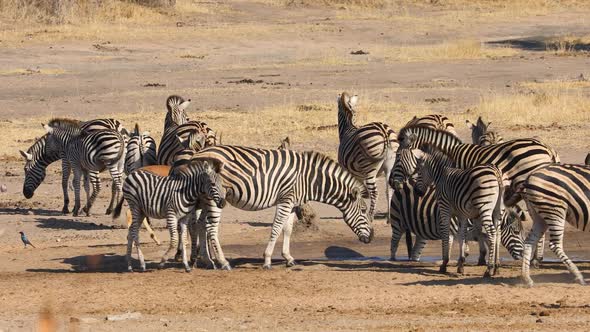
[217, 198, 227, 209]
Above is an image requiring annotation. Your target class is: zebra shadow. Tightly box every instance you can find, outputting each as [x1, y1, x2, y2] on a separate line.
[33, 217, 118, 231]
[0, 207, 63, 216]
[26, 253, 178, 273]
[400, 271, 588, 287]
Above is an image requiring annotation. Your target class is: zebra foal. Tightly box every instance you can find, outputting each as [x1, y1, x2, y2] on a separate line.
[407, 145, 505, 277]
[505, 164, 590, 286]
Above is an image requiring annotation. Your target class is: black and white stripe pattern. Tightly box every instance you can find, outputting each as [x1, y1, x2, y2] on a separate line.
[43, 118, 126, 217]
[157, 121, 216, 165]
[406, 114, 457, 137]
[390, 125, 560, 193]
[505, 164, 590, 286]
[409, 146, 505, 277]
[337, 92, 397, 221]
[21, 118, 125, 214]
[187, 145, 374, 270]
[163, 95, 191, 131]
[113, 159, 225, 272]
[125, 123, 157, 174]
[390, 181, 525, 262]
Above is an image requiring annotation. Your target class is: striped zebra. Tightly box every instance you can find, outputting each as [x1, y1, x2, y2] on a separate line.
[42, 118, 126, 216]
[465, 117, 503, 146]
[390, 181, 525, 263]
[163, 95, 191, 131]
[337, 92, 397, 221]
[125, 123, 157, 174]
[409, 146, 505, 277]
[406, 114, 458, 137]
[157, 121, 216, 165]
[186, 145, 374, 270]
[113, 157, 226, 272]
[505, 164, 590, 286]
[20, 118, 125, 214]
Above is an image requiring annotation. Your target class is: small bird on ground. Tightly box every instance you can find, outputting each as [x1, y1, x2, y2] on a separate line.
[19, 231, 36, 248]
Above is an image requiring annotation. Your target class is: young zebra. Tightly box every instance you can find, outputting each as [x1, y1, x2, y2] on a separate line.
[20, 118, 125, 214]
[43, 119, 126, 216]
[390, 181, 525, 263]
[408, 146, 505, 277]
[113, 157, 226, 272]
[125, 123, 157, 174]
[465, 117, 503, 146]
[337, 92, 397, 221]
[505, 164, 590, 286]
[186, 145, 374, 270]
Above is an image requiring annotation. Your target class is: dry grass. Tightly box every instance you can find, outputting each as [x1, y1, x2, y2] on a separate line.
[544, 35, 590, 56]
[375, 40, 518, 62]
[0, 68, 66, 75]
[473, 84, 590, 149]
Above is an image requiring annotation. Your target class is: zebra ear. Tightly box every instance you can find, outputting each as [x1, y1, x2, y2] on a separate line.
[176, 134, 189, 149]
[411, 149, 425, 160]
[465, 119, 474, 130]
[179, 99, 191, 111]
[133, 123, 140, 136]
[19, 150, 32, 161]
[349, 95, 358, 108]
[42, 123, 53, 134]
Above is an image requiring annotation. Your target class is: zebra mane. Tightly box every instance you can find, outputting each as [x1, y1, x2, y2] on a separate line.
[421, 143, 456, 168]
[398, 124, 462, 148]
[47, 118, 81, 129]
[306, 150, 366, 191]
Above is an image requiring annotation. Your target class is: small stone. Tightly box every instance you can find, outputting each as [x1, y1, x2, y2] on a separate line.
[536, 318, 543, 323]
[0, 184, 6, 192]
[539, 311, 550, 317]
[56, 238, 61, 243]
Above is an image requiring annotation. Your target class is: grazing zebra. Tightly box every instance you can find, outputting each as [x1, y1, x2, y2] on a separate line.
[157, 121, 216, 165]
[20, 118, 125, 214]
[125, 123, 157, 174]
[337, 92, 397, 221]
[186, 145, 374, 270]
[390, 125, 560, 194]
[113, 156, 226, 272]
[408, 146, 505, 277]
[390, 181, 525, 263]
[406, 114, 458, 137]
[43, 119, 126, 216]
[505, 164, 590, 286]
[466, 117, 503, 146]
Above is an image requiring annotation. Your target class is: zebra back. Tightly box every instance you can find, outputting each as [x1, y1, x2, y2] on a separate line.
[157, 121, 216, 165]
[405, 114, 457, 137]
[125, 123, 157, 174]
[81, 118, 127, 136]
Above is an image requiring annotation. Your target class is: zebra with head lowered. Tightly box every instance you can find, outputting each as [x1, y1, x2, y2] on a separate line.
[113, 152, 226, 272]
[407, 145, 506, 277]
[390, 180, 525, 263]
[42, 118, 126, 216]
[505, 164, 590, 286]
[337, 92, 397, 221]
[185, 145, 374, 270]
[20, 119, 126, 214]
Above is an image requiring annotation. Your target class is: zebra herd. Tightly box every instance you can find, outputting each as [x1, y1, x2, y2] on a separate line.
[19, 93, 590, 286]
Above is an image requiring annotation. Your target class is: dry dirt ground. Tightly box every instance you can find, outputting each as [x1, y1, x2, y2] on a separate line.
[1, 1, 590, 331]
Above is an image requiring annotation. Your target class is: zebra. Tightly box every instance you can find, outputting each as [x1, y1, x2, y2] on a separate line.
[20, 118, 125, 214]
[185, 145, 374, 270]
[157, 121, 216, 165]
[113, 156, 226, 272]
[337, 92, 397, 221]
[408, 145, 505, 277]
[504, 164, 590, 286]
[125, 123, 157, 174]
[163, 95, 191, 131]
[42, 118, 126, 217]
[406, 114, 458, 137]
[390, 180, 525, 263]
[465, 117, 503, 146]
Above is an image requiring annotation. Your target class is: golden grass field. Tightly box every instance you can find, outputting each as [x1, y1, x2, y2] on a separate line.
[1, 1, 590, 331]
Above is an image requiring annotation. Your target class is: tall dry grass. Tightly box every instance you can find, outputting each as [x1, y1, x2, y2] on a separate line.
[375, 40, 518, 62]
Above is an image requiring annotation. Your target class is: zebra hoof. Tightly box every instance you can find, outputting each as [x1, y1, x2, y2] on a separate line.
[62, 207, 70, 215]
[105, 208, 112, 215]
[438, 266, 447, 274]
[262, 264, 272, 270]
[576, 277, 587, 286]
[285, 260, 296, 268]
[389, 256, 397, 262]
[522, 278, 534, 288]
[477, 259, 486, 266]
[184, 266, 192, 273]
[531, 259, 541, 269]
[457, 266, 464, 275]
[174, 251, 183, 262]
[158, 262, 166, 269]
[127, 266, 134, 273]
[483, 270, 492, 279]
[221, 264, 232, 271]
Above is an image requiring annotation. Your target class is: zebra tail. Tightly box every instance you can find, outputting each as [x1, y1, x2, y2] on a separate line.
[113, 194, 125, 219]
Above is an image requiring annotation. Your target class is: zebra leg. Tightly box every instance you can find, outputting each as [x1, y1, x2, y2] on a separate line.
[364, 175, 378, 221]
[143, 217, 160, 245]
[411, 237, 427, 262]
[160, 212, 179, 269]
[457, 218, 468, 275]
[531, 233, 546, 269]
[389, 214, 404, 261]
[61, 159, 71, 214]
[71, 166, 83, 217]
[482, 218, 498, 278]
[127, 209, 146, 272]
[438, 204, 452, 273]
[188, 210, 199, 267]
[477, 236, 488, 266]
[204, 203, 230, 270]
[83, 172, 100, 216]
[105, 179, 117, 215]
[545, 215, 585, 285]
[521, 206, 548, 287]
[263, 202, 295, 269]
[282, 212, 297, 267]
[194, 209, 215, 269]
[106, 164, 124, 215]
[179, 219, 191, 272]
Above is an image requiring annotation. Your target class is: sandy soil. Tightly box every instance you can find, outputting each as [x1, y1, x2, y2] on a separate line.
[1, 1, 590, 331]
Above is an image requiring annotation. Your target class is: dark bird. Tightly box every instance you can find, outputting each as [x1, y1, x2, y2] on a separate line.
[19, 231, 36, 248]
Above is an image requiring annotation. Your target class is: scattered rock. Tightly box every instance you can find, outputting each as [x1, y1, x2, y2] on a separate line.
[0, 184, 7, 193]
[536, 318, 543, 323]
[5, 171, 15, 177]
[143, 83, 166, 87]
[350, 50, 369, 55]
[56, 238, 61, 243]
[425, 97, 450, 103]
[105, 312, 142, 321]
[228, 78, 264, 84]
[539, 311, 550, 317]
[176, 21, 185, 27]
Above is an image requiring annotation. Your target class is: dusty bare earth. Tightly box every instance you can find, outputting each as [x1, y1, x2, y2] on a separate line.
[1, 1, 590, 331]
